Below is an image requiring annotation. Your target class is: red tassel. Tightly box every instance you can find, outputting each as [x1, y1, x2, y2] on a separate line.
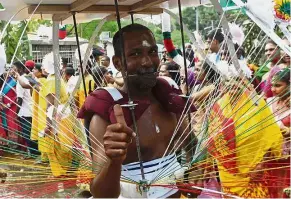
[59, 30, 67, 40]
[163, 38, 175, 53]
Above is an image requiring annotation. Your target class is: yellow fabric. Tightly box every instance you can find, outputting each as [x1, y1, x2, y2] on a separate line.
[76, 75, 94, 109]
[31, 77, 51, 141]
[37, 78, 54, 154]
[40, 75, 75, 177]
[42, 75, 68, 104]
[208, 92, 283, 197]
[30, 86, 39, 141]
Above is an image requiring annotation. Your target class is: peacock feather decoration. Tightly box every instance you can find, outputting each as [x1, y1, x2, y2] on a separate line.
[274, 0, 290, 22]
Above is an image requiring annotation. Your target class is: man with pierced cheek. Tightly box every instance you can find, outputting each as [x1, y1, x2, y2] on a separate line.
[78, 24, 197, 198]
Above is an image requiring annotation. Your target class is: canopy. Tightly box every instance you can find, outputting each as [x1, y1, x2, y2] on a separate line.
[0, 0, 209, 24]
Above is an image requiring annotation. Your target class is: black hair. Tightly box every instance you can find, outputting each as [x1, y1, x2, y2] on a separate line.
[185, 49, 195, 67]
[91, 66, 108, 85]
[34, 63, 42, 72]
[273, 68, 290, 84]
[160, 62, 181, 86]
[102, 55, 110, 62]
[113, 24, 154, 57]
[62, 58, 69, 65]
[207, 28, 224, 43]
[65, 67, 75, 76]
[92, 48, 104, 58]
[13, 61, 25, 71]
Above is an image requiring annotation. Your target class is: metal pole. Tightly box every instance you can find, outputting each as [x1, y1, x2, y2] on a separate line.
[72, 12, 92, 155]
[177, 0, 196, 157]
[72, 12, 88, 98]
[130, 13, 134, 24]
[114, 0, 147, 189]
[52, 21, 60, 132]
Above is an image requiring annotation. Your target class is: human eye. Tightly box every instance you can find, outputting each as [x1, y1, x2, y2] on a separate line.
[150, 48, 158, 54]
[129, 50, 141, 57]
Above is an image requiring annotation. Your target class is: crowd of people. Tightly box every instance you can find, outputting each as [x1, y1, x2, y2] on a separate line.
[0, 23, 289, 198]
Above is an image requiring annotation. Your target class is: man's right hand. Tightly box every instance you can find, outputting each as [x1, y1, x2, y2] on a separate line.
[103, 104, 135, 164]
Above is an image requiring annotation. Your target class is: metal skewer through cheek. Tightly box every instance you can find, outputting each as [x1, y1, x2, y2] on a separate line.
[114, 0, 148, 194]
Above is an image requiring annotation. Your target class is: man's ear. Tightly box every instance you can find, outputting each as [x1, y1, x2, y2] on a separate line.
[112, 55, 122, 72]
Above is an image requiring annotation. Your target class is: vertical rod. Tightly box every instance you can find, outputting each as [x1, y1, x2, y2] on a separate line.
[178, 0, 189, 96]
[177, 0, 195, 156]
[114, 0, 146, 182]
[52, 21, 60, 132]
[72, 12, 88, 98]
[72, 12, 92, 154]
[130, 13, 134, 24]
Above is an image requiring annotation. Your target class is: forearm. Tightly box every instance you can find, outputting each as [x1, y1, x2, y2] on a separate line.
[90, 162, 122, 198]
[191, 85, 214, 102]
[180, 83, 188, 95]
[17, 76, 32, 89]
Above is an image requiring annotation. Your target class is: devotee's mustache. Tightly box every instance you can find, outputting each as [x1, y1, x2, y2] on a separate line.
[128, 67, 158, 77]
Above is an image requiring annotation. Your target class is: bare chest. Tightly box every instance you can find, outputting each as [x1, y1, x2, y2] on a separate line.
[124, 105, 177, 164]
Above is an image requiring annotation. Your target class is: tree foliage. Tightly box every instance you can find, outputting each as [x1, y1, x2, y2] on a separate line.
[1, 19, 52, 63]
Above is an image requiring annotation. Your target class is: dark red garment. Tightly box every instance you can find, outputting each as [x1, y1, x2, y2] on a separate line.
[78, 77, 196, 126]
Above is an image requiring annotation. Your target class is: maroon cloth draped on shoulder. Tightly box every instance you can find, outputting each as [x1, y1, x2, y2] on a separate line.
[78, 77, 196, 127]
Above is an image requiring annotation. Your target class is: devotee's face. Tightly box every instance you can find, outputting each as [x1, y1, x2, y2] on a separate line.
[271, 80, 289, 98]
[281, 39, 290, 64]
[265, 43, 278, 61]
[114, 30, 160, 91]
[159, 64, 170, 77]
[101, 57, 110, 67]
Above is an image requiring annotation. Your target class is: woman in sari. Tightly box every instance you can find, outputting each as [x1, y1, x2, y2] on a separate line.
[0, 73, 7, 156]
[0, 73, 21, 151]
[267, 68, 290, 198]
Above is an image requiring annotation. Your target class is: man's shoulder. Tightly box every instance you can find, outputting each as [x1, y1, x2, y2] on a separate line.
[77, 87, 123, 120]
[90, 87, 123, 101]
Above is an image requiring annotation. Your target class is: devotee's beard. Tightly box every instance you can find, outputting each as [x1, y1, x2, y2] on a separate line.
[128, 73, 157, 91]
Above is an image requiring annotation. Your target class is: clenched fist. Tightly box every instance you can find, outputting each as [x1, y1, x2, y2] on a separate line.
[103, 104, 136, 164]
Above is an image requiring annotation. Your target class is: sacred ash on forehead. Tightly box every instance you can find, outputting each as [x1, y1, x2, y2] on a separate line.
[142, 40, 151, 47]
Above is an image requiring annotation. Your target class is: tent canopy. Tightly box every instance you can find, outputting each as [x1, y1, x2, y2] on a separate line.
[0, 0, 209, 24]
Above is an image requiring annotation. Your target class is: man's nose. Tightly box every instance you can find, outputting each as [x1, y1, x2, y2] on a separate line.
[141, 55, 153, 67]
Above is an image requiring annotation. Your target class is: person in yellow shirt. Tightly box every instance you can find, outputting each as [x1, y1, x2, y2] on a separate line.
[42, 52, 75, 177]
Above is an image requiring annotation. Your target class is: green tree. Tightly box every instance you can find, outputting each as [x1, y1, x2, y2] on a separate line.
[176, 6, 220, 37]
[1, 19, 52, 63]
